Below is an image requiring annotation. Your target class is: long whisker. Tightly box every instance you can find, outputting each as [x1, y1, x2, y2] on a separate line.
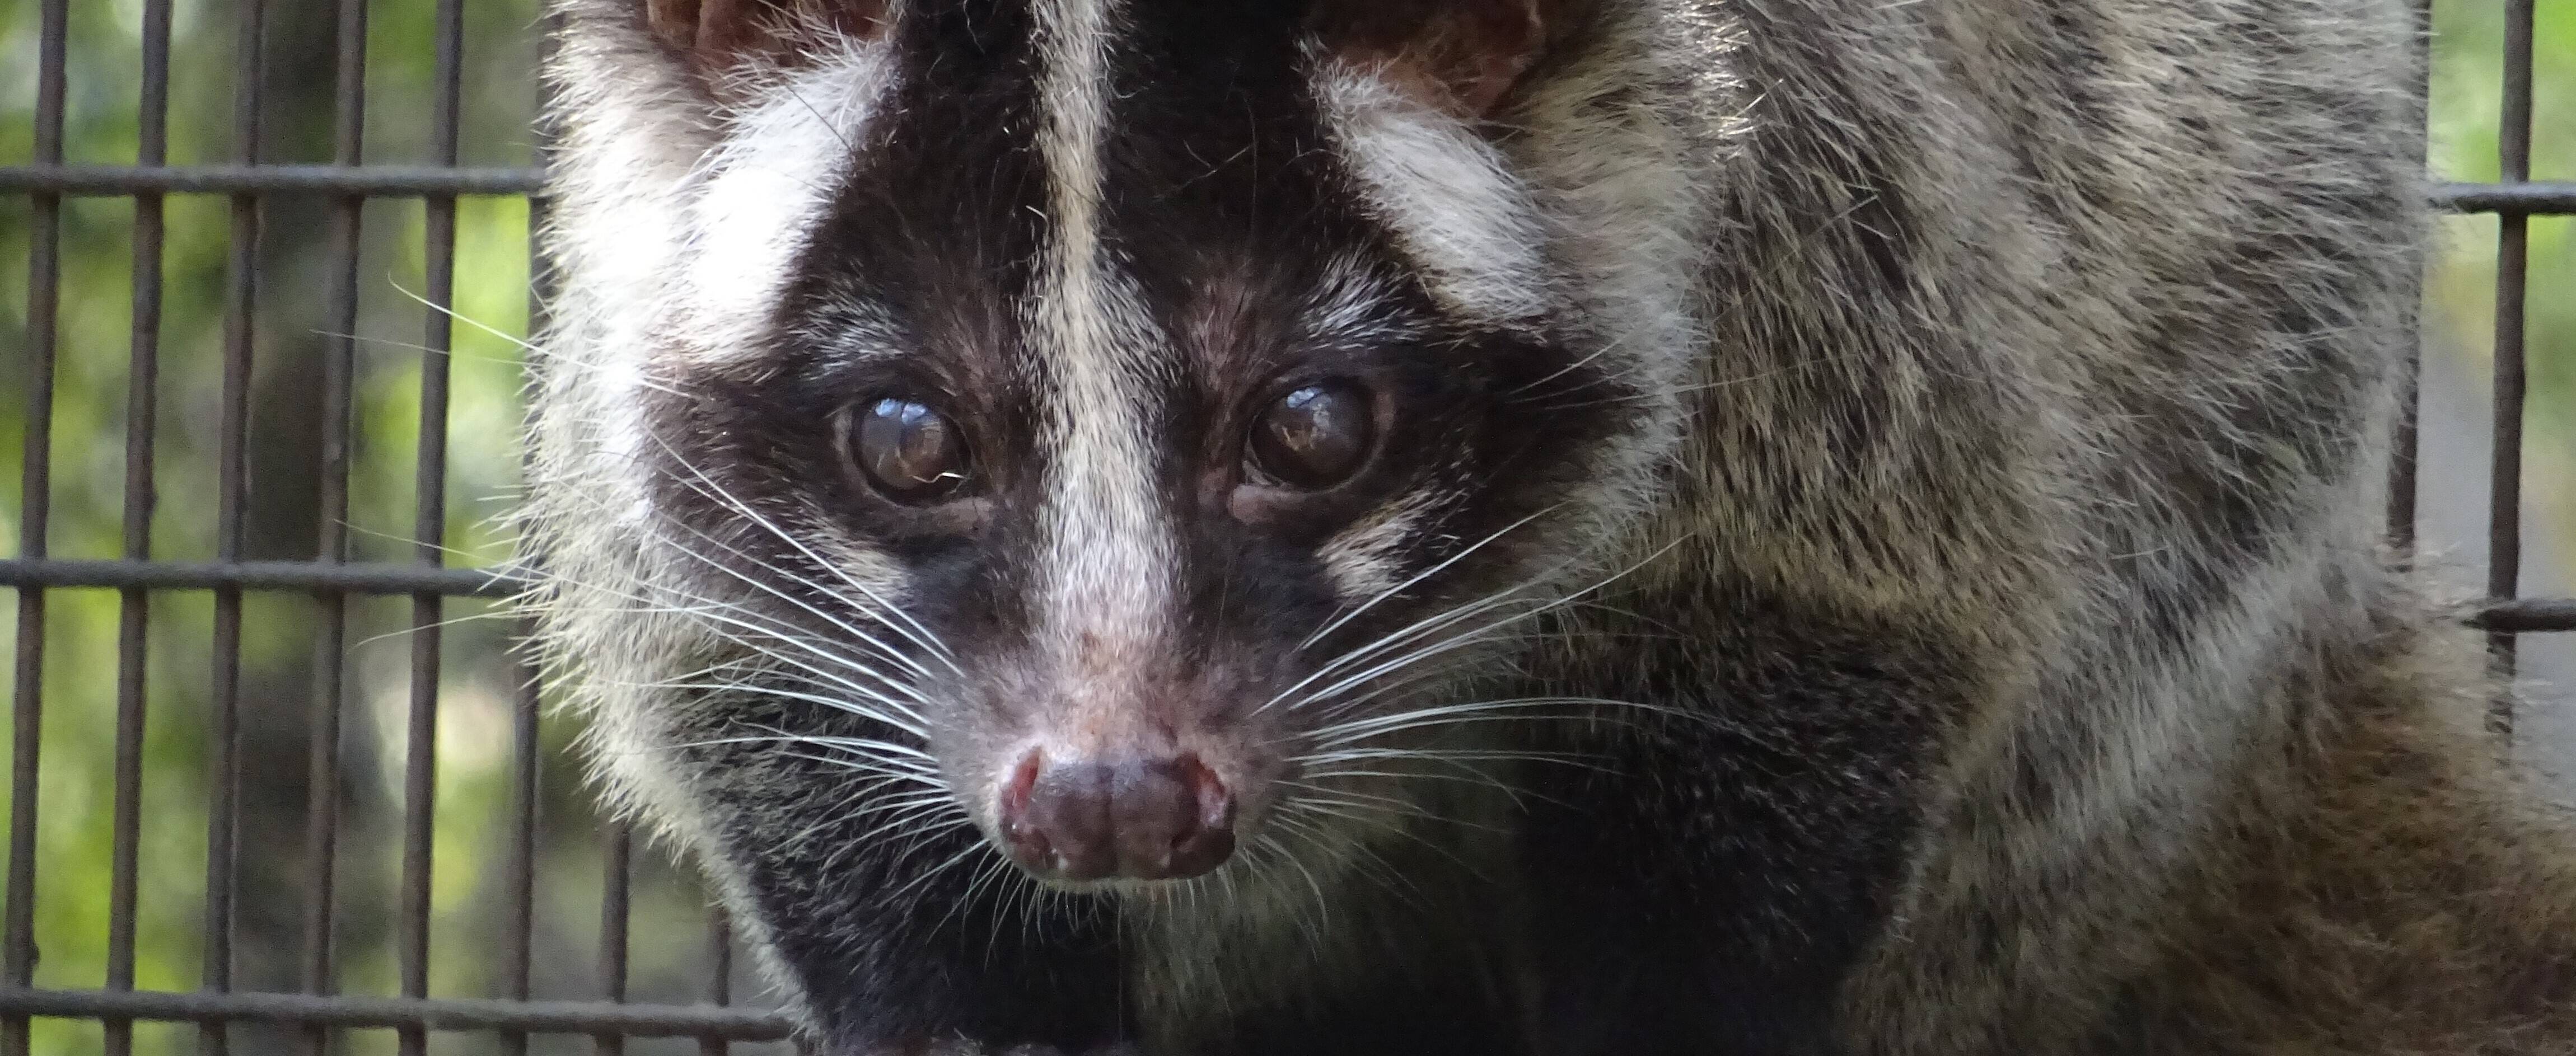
[1297, 505, 1558, 651]
[1278, 600, 1540, 717]
[1296, 747, 1601, 768]
[605, 486, 943, 686]
[668, 731, 943, 769]
[1260, 811, 1431, 907]
[533, 491, 943, 731]
[1257, 584, 1544, 717]
[1277, 536, 1695, 727]
[647, 610, 930, 728]
[534, 525, 937, 725]
[657, 675, 933, 739]
[536, 431, 903, 655]
[651, 437, 963, 674]
[1305, 696, 1679, 749]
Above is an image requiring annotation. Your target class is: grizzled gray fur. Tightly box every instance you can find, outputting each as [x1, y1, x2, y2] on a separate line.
[518, 0, 2576, 1051]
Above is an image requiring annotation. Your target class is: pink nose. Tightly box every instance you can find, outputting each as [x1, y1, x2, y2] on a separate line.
[997, 750, 1236, 881]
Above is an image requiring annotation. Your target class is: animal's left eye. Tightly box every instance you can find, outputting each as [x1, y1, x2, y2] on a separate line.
[841, 396, 972, 501]
[1245, 381, 1375, 490]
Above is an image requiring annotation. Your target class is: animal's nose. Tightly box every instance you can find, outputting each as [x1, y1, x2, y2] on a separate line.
[997, 750, 1235, 881]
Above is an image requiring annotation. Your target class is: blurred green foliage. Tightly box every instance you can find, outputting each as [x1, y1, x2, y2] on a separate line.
[2428, 2, 2574, 525]
[0, 0, 756, 1050]
[0, 0, 2567, 1054]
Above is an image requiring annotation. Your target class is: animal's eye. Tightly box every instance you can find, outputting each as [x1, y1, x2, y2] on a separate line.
[843, 396, 971, 501]
[1246, 381, 1375, 490]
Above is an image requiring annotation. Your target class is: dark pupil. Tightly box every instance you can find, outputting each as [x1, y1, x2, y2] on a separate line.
[1252, 384, 1371, 488]
[856, 398, 965, 498]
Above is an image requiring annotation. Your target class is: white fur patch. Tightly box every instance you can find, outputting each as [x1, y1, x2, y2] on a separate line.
[1025, 0, 1181, 704]
[677, 40, 894, 360]
[1318, 494, 1430, 601]
[1308, 55, 1554, 325]
[537, 34, 896, 538]
[1296, 254, 1424, 347]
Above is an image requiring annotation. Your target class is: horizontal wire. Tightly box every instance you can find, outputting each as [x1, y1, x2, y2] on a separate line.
[0, 987, 790, 1039]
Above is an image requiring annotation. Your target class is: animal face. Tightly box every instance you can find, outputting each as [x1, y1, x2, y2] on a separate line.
[526, 0, 1704, 1032]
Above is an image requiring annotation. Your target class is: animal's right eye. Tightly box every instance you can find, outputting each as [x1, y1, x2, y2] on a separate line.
[840, 396, 972, 502]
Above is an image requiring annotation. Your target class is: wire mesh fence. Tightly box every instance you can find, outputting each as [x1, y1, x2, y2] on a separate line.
[0, 0, 2569, 1053]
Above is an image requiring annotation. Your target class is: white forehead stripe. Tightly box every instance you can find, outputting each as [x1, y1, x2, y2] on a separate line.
[679, 39, 893, 361]
[1309, 57, 1553, 325]
[1030, 0, 1178, 663]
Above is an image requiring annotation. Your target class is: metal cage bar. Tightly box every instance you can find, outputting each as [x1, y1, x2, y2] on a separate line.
[2485, 0, 2537, 738]
[200, 0, 270, 1048]
[396, 0, 469, 1049]
[0, 0, 2567, 1047]
[3, 0, 71, 1052]
[102, 0, 179, 1048]
[502, 636, 544, 1056]
[599, 823, 634, 1056]
[297, 0, 375, 1046]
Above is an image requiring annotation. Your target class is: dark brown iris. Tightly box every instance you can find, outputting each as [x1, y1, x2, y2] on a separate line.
[845, 396, 970, 501]
[1246, 381, 1374, 490]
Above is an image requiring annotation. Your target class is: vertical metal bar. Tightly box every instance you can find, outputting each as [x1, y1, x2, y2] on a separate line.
[3, 0, 71, 1051]
[302, 0, 371, 1043]
[109, 0, 180, 1039]
[701, 913, 732, 1056]
[2390, 345, 2420, 552]
[200, 0, 268, 1050]
[395, 0, 468, 1049]
[2485, 0, 2533, 738]
[498, 640, 541, 1056]
[2387, 0, 2433, 553]
[105, 0, 177, 1045]
[596, 822, 633, 1056]
[504, 16, 558, 1038]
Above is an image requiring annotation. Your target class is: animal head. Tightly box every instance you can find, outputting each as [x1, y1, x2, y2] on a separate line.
[522, 0, 1713, 1026]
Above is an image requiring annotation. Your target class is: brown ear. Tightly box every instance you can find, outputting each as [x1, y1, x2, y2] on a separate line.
[644, 0, 890, 76]
[1307, 0, 1586, 117]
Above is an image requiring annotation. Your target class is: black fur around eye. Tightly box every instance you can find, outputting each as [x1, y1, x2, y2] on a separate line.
[1246, 381, 1375, 490]
[843, 397, 971, 501]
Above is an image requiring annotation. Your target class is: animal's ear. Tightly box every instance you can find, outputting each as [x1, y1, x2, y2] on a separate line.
[1306, 0, 1588, 117]
[641, 0, 891, 79]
